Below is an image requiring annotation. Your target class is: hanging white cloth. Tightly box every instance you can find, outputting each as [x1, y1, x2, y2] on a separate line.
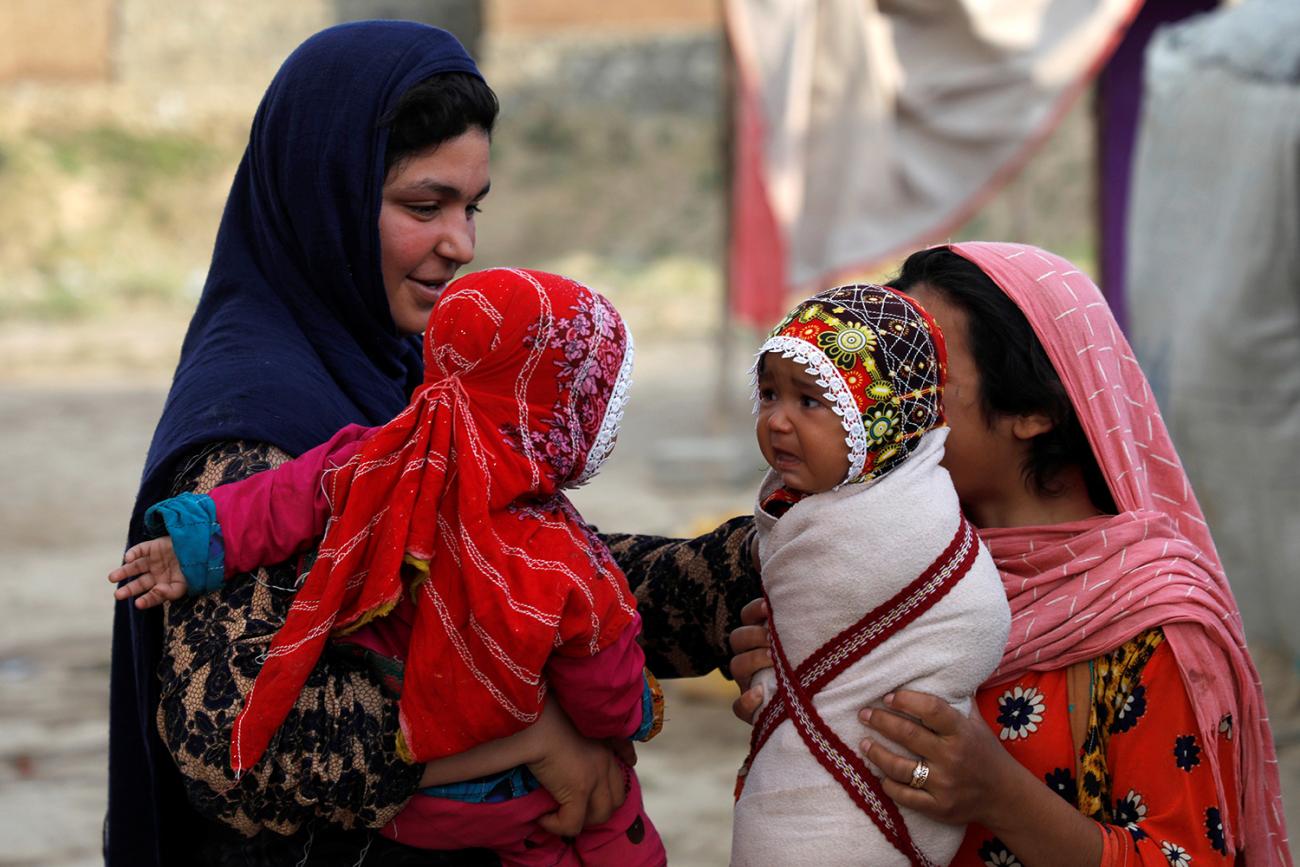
[1126, 0, 1300, 663]
[726, 0, 1141, 325]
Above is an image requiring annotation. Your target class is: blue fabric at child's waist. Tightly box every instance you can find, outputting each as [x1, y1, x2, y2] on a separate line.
[420, 766, 540, 804]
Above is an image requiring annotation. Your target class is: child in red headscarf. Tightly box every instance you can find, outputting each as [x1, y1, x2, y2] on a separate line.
[108, 268, 665, 866]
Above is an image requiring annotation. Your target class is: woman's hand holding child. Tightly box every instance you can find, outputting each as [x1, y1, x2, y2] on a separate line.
[858, 691, 1015, 827]
[859, 691, 1104, 865]
[728, 598, 771, 723]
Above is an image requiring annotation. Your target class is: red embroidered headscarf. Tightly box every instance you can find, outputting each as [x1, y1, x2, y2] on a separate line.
[231, 268, 637, 772]
[947, 242, 1290, 865]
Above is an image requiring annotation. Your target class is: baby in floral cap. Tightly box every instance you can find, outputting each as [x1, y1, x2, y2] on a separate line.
[732, 284, 1011, 867]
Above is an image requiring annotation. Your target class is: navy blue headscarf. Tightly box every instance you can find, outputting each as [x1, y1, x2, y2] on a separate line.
[107, 22, 483, 865]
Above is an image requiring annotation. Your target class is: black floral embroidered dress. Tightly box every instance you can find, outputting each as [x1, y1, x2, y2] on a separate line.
[157, 443, 422, 845]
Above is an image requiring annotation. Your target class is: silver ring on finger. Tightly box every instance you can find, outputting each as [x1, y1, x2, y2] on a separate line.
[908, 758, 930, 790]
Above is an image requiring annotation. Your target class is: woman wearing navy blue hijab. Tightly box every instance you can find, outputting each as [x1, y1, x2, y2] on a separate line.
[107, 21, 631, 866]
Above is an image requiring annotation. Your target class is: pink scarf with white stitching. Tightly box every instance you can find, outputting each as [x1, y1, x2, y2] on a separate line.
[947, 242, 1290, 864]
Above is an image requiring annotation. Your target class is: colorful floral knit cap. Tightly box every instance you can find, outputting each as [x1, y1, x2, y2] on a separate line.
[757, 283, 948, 487]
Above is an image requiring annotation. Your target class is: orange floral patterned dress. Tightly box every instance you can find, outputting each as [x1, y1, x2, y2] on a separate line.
[952, 628, 1239, 866]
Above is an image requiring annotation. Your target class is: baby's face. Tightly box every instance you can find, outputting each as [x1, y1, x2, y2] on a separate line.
[755, 353, 851, 494]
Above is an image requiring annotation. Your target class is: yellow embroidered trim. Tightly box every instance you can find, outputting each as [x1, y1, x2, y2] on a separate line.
[643, 669, 666, 741]
[403, 554, 431, 594]
[396, 729, 417, 764]
[1076, 628, 1166, 819]
[334, 595, 399, 636]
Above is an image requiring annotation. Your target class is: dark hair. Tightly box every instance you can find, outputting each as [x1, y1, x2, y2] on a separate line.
[382, 71, 499, 175]
[887, 247, 1116, 513]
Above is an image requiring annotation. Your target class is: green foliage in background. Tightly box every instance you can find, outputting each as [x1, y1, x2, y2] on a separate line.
[0, 95, 1094, 332]
[0, 124, 238, 321]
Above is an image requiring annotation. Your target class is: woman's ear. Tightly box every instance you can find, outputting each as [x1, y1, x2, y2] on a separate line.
[1011, 412, 1054, 441]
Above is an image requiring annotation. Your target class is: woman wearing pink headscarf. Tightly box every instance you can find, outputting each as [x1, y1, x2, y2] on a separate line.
[731, 243, 1292, 866]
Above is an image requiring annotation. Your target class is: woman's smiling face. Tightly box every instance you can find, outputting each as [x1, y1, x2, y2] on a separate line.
[755, 352, 851, 494]
[378, 127, 491, 336]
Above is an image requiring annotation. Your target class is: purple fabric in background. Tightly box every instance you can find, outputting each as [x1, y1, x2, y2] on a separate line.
[1097, 0, 1219, 332]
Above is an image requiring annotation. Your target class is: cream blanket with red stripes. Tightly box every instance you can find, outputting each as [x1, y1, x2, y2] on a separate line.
[731, 430, 1010, 867]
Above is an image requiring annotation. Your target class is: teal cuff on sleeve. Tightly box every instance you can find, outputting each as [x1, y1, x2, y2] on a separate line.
[633, 678, 656, 742]
[142, 492, 226, 595]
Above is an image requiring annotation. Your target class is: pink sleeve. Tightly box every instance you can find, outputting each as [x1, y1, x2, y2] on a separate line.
[544, 613, 649, 740]
[209, 424, 373, 576]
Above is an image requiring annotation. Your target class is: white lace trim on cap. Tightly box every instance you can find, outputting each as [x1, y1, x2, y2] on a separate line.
[753, 334, 867, 487]
[571, 323, 634, 488]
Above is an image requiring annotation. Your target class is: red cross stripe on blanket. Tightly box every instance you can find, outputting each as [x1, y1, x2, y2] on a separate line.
[739, 516, 978, 866]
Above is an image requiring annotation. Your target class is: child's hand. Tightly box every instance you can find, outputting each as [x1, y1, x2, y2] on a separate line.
[108, 538, 189, 609]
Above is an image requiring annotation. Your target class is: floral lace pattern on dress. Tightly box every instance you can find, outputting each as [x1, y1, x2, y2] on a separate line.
[504, 292, 631, 486]
[155, 441, 423, 840]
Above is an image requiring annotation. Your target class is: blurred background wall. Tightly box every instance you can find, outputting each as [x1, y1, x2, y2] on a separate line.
[0, 0, 1094, 380]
